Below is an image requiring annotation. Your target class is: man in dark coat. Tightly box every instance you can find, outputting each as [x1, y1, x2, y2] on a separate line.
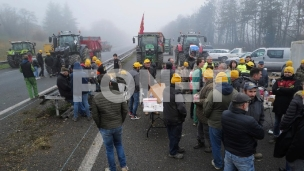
[222, 93, 264, 171]
[160, 61, 175, 86]
[257, 61, 268, 88]
[37, 50, 45, 77]
[163, 73, 187, 159]
[57, 67, 73, 102]
[270, 66, 302, 143]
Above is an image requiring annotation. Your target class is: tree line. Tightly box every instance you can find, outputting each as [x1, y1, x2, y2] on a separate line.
[161, 0, 304, 51]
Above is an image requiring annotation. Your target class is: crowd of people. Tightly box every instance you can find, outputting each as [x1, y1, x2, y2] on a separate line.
[19, 48, 304, 171]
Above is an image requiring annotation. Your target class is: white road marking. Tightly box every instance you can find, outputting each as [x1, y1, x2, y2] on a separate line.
[0, 85, 57, 117]
[78, 132, 103, 171]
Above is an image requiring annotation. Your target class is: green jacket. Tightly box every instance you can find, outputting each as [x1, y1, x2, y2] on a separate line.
[91, 87, 128, 129]
[204, 83, 238, 129]
[295, 66, 304, 83]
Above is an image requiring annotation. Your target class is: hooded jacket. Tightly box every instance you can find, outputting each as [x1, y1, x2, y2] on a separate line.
[222, 106, 264, 157]
[70, 62, 89, 96]
[20, 59, 35, 78]
[204, 82, 238, 129]
[37, 53, 44, 66]
[272, 75, 302, 114]
[280, 91, 304, 130]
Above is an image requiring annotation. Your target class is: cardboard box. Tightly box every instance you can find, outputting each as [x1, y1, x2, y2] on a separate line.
[143, 98, 163, 112]
[148, 83, 165, 103]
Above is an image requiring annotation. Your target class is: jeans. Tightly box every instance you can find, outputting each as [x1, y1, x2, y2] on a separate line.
[128, 92, 139, 116]
[287, 159, 304, 171]
[100, 126, 127, 171]
[203, 123, 211, 147]
[34, 66, 39, 78]
[274, 112, 284, 137]
[73, 93, 90, 118]
[209, 126, 223, 168]
[224, 150, 254, 171]
[166, 123, 183, 155]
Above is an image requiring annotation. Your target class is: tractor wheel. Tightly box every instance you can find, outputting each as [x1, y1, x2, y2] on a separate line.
[69, 54, 81, 66]
[81, 47, 90, 62]
[7, 55, 18, 68]
[136, 53, 142, 63]
[178, 53, 186, 67]
[157, 53, 164, 69]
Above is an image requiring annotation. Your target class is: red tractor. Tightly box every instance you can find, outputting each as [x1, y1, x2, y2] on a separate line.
[80, 37, 102, 60]
[175, 31, 208, 66]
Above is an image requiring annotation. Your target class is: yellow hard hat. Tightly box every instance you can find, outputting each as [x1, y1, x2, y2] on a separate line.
[246, 61, 254, 67]
[120, 70, 127, 75]
[95, 59, 102, 66]
[92, 56, 97, 62]
[144, 59, 151, 63]
[39, 50, 42, 53]
[85, 59, 91, 67]
[171, 73, 182, 84]
[133, 62, 142, 68]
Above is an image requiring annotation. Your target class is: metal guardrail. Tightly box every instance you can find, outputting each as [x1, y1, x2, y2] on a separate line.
[0, 60, 8, 64]
[102, 47, 136, 70]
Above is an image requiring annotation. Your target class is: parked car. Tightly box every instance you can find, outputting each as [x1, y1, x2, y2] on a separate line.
[208, 49, 230, 60]
[225, 52, 252, 65]
[218, 48, 247, 62]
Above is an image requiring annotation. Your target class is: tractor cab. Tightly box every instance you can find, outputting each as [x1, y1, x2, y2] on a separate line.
[7, 41, 36, 68]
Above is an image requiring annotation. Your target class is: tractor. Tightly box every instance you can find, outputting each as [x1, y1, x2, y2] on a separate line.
[175, 31, 208, 66]
[164, 38, 173, 55]
[7, 41, 36, 68]
[133, 32, 164, 69]
[101, 41, 112, 52]
[47, 31, 90, 70]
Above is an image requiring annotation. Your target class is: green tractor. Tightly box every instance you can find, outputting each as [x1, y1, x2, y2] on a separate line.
[164, 38, 173, 55]
[7, 41, 36, 68]
[133, 32, 164, 69]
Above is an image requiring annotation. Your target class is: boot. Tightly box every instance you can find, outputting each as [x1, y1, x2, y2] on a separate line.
[269, 136, 277, 144]
[204, 140, 212, 153]
[193, 139, 204, 149]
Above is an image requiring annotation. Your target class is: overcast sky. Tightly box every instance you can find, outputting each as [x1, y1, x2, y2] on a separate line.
[2, 0, 206, 35]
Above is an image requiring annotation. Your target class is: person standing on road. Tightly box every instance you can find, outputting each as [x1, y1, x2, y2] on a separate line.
[295, 59, 304, 84]
[70, 62, 91, 122]
[257, 61, 269, 88]
[32, 58, 40, 80]
[57, 67, 73, 103]
[192, 57, 205, 126]
[193, 69, 214, 153]
[237, 58, 246, 73]
[204, 72, 237, 170]
[128, 62, 142, 120]
[37, 50, 44, 78]
[44, 52, 54, 77]
[140, 59, 156, 98]
[242, 82, 265, 160]
[168, 58, 176, 71]
[113, 53, 122, 74]
[20, 55, 39, 99]
[91, 74, 129, 171]
[163, 73, 187, 159]
[269, 66, 302, 143]
[222, 93, 264, 171]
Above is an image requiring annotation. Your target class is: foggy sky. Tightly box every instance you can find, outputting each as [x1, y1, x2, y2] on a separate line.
[2, 0, 206, 36]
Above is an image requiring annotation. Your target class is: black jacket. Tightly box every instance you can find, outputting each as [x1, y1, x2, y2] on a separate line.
[160, 62, 174, 85]
[57, 73, 73, 100]
[37, 53, 44, 66]
[185, 56, 196, 70]
[97, 64, 107, 75]
[232, 77, 243, 92]
[44, 55, 54, 67]
[32, 59, 39, 67]
[20, 59, 34, 78]
[272, 75, 302, 115]
[280, 91, 304, 130]
[222, 106, 264, 157]
[163, 84, 187, 125]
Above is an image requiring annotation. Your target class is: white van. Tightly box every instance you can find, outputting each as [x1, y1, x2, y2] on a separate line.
[250, 47, 290, 71]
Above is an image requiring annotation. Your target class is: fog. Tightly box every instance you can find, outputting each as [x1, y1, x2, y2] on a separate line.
[0, 0, 204, 46]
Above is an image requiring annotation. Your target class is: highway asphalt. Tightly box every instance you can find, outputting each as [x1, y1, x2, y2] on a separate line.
[0, 45, 135, 111]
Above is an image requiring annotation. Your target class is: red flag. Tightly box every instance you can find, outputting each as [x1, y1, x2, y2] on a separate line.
[139, 13, 144, 34]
